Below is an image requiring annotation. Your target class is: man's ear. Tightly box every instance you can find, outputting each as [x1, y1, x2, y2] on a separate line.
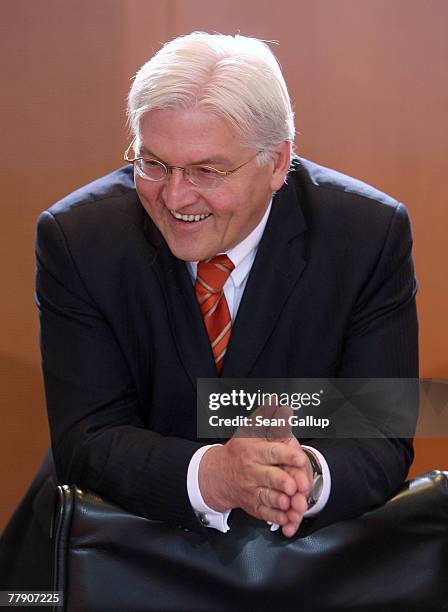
[269, 141, 292, 192]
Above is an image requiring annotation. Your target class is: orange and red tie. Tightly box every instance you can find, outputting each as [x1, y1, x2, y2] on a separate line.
[194, 255, 235, 373]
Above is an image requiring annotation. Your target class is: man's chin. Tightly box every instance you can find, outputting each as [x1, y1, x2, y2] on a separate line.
[167, 241, 218, 263]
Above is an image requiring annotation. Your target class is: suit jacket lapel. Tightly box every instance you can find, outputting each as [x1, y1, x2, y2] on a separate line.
[221, 178, 307, 378]
[142, 214, 217, 387]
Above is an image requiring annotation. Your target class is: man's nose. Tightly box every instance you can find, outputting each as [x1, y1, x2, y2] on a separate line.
[163, 168, 196, 208]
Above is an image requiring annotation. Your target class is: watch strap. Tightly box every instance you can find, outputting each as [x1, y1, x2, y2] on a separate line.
[303, 448, 323, 509]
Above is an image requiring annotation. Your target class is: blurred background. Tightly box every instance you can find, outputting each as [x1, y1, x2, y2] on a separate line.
[1, 0, 447, 531]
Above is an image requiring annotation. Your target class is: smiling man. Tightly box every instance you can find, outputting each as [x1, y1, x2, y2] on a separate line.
[6, 32, 417, 574]
[131, 108, 289, 262]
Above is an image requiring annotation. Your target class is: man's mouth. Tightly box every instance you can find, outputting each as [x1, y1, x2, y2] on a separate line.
[169, 210, 211, 223]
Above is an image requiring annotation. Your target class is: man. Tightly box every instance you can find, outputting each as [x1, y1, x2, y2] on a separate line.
[1, 31, 418, 585]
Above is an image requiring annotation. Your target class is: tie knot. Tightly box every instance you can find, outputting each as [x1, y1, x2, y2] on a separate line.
[196, 255, 234, 294]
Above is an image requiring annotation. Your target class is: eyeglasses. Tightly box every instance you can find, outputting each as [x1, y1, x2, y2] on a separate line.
[124, 138, 261, 189]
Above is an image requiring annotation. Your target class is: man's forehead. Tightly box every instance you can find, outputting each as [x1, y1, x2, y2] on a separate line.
[138, 108, 245, 164]
[138, 143, 234, 167]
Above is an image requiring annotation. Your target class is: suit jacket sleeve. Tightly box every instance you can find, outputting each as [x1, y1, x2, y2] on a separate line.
[36, 209, 203, 531]
[305, 201, 419, 531]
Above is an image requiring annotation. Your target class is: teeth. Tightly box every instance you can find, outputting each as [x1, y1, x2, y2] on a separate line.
[170, 211, 211, 222]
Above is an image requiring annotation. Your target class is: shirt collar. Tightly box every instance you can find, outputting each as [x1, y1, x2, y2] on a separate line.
[186, 199, 272, 287]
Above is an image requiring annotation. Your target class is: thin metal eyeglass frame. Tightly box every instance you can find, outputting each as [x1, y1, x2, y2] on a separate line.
[123, 137, 262, 186]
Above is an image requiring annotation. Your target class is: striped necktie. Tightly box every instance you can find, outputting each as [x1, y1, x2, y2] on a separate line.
[195, 255, 235, 373]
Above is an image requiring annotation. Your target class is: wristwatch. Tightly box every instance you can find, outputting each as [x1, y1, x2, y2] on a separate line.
[303, 449, 323, 509]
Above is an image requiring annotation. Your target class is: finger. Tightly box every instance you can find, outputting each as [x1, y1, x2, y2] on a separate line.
[262, 405, 295, 441]
[290, 492, 309, 515]
[283, 465, 312, 494]
[286, 508, 303, 524]
[264, 465, 297, 497]
[256, 486, 291, 511]
[262, 442, 308, 471]
[282, 521, 301, 538]
[257, 506, 289, 526]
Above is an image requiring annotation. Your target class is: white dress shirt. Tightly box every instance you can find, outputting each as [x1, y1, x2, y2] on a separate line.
[185, 202, 331, 531]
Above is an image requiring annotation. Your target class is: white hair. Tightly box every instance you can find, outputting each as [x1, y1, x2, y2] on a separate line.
[127, 32, 295, 164]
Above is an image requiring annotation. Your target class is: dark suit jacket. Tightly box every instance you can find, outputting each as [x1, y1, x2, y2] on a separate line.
[34, 157, 418, 535]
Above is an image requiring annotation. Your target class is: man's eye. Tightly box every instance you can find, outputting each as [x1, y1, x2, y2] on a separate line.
[142, 159, 162, 169]
[196, 166, 217, 176]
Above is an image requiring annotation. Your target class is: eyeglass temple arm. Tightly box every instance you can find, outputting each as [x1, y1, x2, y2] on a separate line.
[124, 137, 137, 162]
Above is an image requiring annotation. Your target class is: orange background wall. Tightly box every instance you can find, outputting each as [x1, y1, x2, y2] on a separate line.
[1, 0, 447, 531]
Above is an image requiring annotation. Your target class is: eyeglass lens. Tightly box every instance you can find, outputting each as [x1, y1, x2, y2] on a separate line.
[136, 159, 222, 187]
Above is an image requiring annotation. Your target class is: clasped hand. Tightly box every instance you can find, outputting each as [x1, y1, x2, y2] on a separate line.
[199, 406, 313, 538]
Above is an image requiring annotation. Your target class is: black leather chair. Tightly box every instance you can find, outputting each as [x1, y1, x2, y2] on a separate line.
[50, 471, 448, 611]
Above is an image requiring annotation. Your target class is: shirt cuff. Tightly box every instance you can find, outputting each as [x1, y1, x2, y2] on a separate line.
[301, 445, 331, 516]
[187, 444, 231, 533]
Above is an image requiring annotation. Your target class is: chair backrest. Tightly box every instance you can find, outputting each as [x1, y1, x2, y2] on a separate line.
[52, 471, 448, 611]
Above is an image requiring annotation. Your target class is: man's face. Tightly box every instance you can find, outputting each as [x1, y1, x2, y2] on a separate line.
[135, 108, 289, 261]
